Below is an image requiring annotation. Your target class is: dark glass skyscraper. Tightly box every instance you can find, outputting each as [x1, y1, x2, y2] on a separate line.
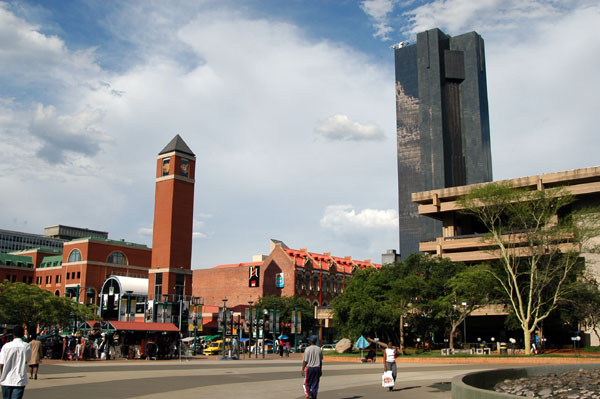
[395, 28, 493, 257]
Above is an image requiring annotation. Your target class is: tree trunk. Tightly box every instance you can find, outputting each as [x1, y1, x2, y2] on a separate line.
[449, 324, 457, 350]
[523, 328, 531, 355]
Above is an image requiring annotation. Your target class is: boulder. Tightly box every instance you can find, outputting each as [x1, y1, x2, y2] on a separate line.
[335, 338, 352, 353]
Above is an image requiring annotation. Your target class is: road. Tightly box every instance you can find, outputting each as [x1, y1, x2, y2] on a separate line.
[24, 357, 511, 399]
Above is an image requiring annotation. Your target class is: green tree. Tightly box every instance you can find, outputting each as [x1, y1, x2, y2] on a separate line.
[458, 182, 599, 354]
[428, 264, 496, 349]
[0, 281, 98, 334]
[331, 267, 400, 343]
[255, 295, 316, 337]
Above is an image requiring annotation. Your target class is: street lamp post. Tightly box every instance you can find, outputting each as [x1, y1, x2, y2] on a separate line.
[221, 298, 228, 359]
[462, 302, 467, 348]
[192, 297, 198, 355]
[125, 290, 133, 322]
[293, 303, 298, 353]
[248, 301, 253, 358]
[162, 294, 169, 323]
[262, 309, 268, 359]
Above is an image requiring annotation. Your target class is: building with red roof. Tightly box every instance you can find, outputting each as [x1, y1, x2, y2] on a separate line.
[193, 239, 380, 308]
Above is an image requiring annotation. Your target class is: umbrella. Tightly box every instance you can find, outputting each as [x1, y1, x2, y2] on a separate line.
[354, 335, 370, 358]
[277, 335, 289, 340]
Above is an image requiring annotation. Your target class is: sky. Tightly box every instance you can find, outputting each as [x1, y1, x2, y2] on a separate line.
[1, 0, 599, 269]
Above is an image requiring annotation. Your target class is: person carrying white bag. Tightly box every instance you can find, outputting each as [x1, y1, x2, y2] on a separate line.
[382, 341, 398, 391]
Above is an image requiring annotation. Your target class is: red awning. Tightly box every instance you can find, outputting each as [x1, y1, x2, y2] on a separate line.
[108, 321, 179, 332]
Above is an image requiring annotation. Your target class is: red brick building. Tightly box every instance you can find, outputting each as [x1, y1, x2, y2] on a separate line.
[14, 238, 152, 306]
[193, 239, 381, 308]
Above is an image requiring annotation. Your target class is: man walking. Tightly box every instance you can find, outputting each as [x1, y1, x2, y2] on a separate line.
[0, 326, 32, 399]
[301, 337, 322, 399]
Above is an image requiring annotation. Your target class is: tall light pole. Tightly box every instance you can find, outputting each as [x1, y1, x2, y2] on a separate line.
[221, 298, 228, 359]
[262, 309, 268, 359]
[248, 301, 253, 358]
[293, 303, 298, 353]
[125, 290, 133, 322]
[192, 297, 198, 355]
[462, 302, 467, 348]
[162, 294, 169, 323]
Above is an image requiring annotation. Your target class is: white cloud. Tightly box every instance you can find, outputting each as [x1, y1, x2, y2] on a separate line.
[137, 227, 153, 236]
[360, 0, 397, 40]
[29, 104, 111, 163]
[315, 114, 385, 141]
[0, 2, 397, 268]
[403, 0, 561, 37]
[320, 205, 398, 233]
[0, 2, 99, 86]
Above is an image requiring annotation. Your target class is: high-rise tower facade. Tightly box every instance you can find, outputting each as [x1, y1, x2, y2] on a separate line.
[395, 28, 493, 257]
[148, 135, 195, 319]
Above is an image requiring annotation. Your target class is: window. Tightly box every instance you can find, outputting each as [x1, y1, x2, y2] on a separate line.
[107, 251, 127, 265]
[154, 273, 162, 300]
[55, 275, 60, 283]
[313, 275, 319, 292]
[68, 249, 82, 262]
[323, 276, 328, 293]
[175, 274, 185, 301]
[77, 271, 80, 279]
[296, 273, 303, 290]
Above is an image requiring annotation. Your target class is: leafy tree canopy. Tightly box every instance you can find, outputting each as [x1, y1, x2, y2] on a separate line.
[0, 281, 99, 334]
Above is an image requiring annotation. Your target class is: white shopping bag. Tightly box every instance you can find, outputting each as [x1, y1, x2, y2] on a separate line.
[382, 370, 394, 388]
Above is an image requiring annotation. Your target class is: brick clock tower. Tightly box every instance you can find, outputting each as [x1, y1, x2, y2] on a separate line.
[149, 135, 195, 323]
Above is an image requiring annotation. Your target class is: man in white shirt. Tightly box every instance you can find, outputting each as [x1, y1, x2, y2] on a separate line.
[0, 326, 32, 399]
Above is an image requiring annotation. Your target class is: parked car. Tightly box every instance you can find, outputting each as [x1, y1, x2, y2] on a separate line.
[321, 344, 336, 351]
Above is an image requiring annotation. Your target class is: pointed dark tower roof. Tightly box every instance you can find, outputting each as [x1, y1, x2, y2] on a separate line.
[159, 134, 195, 157]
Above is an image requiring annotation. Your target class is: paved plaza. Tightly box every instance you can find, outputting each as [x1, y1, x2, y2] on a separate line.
[23, 357, 512, 399]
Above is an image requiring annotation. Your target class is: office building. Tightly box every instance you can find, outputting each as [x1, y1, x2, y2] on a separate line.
[395, 28, 493, 257]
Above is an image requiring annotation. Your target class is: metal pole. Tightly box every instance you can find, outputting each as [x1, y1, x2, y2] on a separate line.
[163, 294, 169, 323]
[262, 309, 267, 359]
[221, 298, 228, 359]
[462, 302, 467, 348]
[248, 301, 253, 359]
[294, 304, 298, 353]
[126, 290, 133, 322]
[192, 297, 198, 355]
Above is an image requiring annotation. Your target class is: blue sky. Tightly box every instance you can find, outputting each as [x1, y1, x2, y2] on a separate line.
[1, 0, 599, 268]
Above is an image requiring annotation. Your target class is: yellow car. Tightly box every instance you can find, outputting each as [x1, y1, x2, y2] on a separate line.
[204, 340, 233, 355]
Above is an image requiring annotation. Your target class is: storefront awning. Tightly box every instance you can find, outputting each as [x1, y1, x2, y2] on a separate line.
[109, 321, 179, 332]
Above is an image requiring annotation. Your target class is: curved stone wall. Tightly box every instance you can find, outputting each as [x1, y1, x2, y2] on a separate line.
[451, 363, 600, 399]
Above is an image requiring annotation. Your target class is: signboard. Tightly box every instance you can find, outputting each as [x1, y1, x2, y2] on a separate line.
[291, 311, 301, 334]
[249, 265, 260, 287]
[275, 273, 284, 288]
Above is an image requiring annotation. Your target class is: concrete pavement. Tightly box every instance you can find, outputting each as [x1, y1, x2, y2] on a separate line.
[24, 358, 512, 399]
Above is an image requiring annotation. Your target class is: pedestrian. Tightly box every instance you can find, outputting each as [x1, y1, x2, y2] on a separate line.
[285, 341, 290, 357]
[0, 326, 32, 399]
[301, 337, 322, 399]
[279, 339, 284, 357]
[383, 341, 398, 391]
[28, 333, 42, 380]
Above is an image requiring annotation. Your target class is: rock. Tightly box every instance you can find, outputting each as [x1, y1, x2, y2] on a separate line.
[335, 338, 352, 353]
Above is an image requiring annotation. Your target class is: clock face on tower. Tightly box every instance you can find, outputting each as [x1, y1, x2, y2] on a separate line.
[162, 158, 170, 176]
[180, 159, 189, 177]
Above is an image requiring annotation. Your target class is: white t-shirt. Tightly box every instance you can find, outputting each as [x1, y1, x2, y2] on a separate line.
[385, 347, 396, 363]
[0, 338, 32, 387]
